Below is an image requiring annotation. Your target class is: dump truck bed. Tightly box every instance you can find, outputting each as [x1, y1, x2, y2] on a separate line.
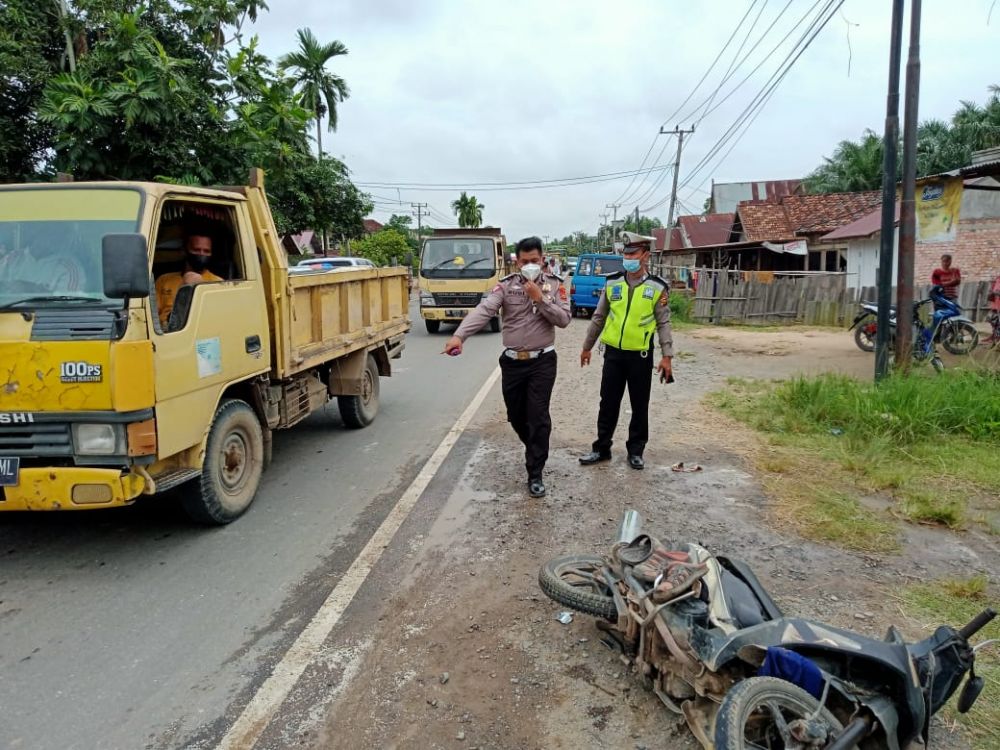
[283, 267, 410, 377]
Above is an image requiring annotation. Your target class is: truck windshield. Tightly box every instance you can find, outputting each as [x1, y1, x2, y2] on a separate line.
[421, 239, 496, 279]
[0, 189, 142, 307]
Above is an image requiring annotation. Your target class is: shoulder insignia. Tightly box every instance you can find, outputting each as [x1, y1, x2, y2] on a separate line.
[647, 274, 669, 288]
[491, 283, 504, 294]
[605, 271, 625, 280]
[500, 273, 518, 282]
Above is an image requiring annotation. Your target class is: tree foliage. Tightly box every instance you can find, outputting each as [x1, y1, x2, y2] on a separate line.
[353, 229, 411, 267]
[451, 192, 485, 228]
[621, 215, 663, 234]
[0, 0, 370, 237]
[805, 90, 1000, 194]
[279, 28, 349, 158]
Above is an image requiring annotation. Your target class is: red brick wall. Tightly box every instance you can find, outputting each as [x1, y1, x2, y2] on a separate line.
[916, 217, 1000, 283]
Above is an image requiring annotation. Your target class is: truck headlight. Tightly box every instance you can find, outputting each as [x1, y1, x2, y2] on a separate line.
[72, 424, 126, 456]
[420, 293, 435, 307]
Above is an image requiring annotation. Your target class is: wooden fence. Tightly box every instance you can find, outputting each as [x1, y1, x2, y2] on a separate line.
[686, 269, 995, 326]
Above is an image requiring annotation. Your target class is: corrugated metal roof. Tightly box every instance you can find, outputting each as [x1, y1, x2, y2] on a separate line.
[678, 212, 734, 247]
[821, 202, 899, 242]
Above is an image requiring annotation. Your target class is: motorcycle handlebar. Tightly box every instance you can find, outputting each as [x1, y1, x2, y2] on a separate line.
[959, 608, 997, 640]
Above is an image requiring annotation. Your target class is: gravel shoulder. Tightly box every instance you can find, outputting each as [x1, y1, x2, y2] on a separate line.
[314, 319, 992, 749]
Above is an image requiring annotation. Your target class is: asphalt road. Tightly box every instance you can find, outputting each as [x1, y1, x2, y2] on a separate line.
[0, 302, 501, 750]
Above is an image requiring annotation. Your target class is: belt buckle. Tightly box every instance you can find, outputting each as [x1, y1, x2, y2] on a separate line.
[516, 351, 532, 361]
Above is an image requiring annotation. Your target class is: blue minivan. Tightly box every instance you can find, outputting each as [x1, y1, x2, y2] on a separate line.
[569, 253, 624, 316]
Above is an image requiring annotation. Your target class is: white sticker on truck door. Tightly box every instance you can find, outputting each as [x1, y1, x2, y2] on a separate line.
[196, 337, 222, 378]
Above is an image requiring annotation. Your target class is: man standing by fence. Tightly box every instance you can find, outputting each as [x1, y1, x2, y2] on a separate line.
[578, 232, 673, 470]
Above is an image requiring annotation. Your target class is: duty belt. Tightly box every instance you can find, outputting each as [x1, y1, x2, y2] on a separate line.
[503, 345, 555, 360]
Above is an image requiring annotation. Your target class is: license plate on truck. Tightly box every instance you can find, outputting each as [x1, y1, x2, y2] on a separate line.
[445, 310, 468, 318]
[0, 457, 19, 487]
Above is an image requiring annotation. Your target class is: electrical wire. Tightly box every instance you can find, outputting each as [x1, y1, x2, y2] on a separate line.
[608, 1, 763, 209]
[677, 0, 844, 194]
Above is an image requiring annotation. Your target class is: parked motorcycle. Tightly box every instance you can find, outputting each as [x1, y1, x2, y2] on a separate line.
[539, 510, 996, 750]
[849, 286, 979, 356]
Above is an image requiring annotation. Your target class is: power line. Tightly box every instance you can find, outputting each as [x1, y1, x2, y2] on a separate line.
[677, 0, 844, 194]
[355, 162, 673, 190]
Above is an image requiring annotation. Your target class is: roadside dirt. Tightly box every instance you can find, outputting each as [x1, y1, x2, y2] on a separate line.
[317, 320, 994, 749]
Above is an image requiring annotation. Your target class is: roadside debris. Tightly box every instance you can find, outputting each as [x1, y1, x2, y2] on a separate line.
[556, 611, 574, 624]
[670, 462, 703, 472]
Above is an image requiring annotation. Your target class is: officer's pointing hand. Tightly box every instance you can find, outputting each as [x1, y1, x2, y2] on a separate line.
[523, 280, 543, 302]
[580, 350, 591, 367]
[442, 336, 463, 356]
[657, 356, 673, 381]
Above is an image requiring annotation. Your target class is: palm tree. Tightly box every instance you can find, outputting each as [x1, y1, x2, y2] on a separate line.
[279, 28, 350, 160]
[804, 130, 888, 194]
[451, 192, 485, 228]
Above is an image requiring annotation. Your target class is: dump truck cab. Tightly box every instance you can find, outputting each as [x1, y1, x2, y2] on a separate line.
[417, 228, 508, 334]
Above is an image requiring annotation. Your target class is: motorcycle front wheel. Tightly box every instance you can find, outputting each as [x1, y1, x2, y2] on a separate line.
[941, 321, 980, 355]
[538, 554, 617, 619]
[714, 677, 852, 750]
[853, 317, 877, 352]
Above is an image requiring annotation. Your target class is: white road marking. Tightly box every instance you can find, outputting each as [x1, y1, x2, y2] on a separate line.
[217, 365, 502, 750]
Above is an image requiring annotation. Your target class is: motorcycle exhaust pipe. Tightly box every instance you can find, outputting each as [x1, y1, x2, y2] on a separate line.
[617, 509, 642, 543]
[825, 716, 872, 750]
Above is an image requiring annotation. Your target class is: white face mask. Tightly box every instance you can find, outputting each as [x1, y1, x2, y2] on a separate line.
[520, 263, 542, 281]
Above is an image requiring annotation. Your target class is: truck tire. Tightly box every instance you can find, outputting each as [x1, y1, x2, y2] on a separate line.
[338, 354, 380, 429]
[425, 319, 440, 334]
[490, 315, 502, 333]
[181, 399, 264, 525]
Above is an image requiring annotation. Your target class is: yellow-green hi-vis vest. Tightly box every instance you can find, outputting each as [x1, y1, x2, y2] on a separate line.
[600, 273, 668, 351]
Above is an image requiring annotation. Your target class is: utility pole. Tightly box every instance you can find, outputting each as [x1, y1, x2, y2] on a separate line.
[599, 213, 610, 248]
[875, 0, 906, 382]
[634, 206, 640, 232]
[605, 203, 620, 242]
[410, 202, 428, 235]
[661, 125, 695, 230]
[895, 0, 922, 369]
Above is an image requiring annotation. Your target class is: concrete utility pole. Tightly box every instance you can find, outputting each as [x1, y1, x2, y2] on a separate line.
[895, 0, 922, 369]
[605, 203, 621, 239]
[599, 213, 610, 248]
[875, 0, 906, 382]
[661, 125, 695, 230]
[633, 206, 640, 231]
[410, 203, 428, 235]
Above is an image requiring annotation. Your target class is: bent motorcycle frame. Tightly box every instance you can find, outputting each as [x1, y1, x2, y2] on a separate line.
[603, 511, 992, 750]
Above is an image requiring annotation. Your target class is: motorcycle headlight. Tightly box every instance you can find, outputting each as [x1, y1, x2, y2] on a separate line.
[420, 293, 435, 307]
[72, 424, 126, 456]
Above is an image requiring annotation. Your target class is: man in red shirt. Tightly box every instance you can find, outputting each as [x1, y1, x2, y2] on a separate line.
[930, 254, 961, 300]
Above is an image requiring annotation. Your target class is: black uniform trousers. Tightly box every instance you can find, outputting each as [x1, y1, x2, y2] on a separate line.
[592, 345, 653, 457]
[499, 350, 557, 480]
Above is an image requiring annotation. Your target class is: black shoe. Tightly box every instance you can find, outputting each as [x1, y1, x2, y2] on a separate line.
[627, 455, 645, 470]
[579, 451, 612, 466]
[528, 478, 546, 498]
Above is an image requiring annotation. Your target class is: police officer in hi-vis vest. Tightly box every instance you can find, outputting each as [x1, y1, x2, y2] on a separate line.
[578, 232, 673, 470]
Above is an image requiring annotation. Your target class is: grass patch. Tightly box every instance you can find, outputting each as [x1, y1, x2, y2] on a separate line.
[711, 369, 1000, 535]
[669, 292, 693, 323]
[901, 576, 999, 749]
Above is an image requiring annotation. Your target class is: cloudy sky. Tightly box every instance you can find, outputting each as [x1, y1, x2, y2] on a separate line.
[253, 1, 999, 241]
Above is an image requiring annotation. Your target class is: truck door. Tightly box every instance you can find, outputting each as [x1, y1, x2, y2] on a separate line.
[148, 197, 270, 458]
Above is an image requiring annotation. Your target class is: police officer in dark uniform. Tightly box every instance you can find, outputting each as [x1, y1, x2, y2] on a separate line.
[578, 232, 673, 470]
[443, 236, 571, 497]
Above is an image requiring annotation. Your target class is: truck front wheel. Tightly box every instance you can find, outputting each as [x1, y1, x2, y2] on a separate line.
[338, 354, 380, 429]
[182, 399, 264, 525]
[425, 319, 440, 334]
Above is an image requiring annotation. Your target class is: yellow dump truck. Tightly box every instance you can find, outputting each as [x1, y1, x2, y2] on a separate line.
[417, 227, 509, 334]
[0, 170, 409, 523]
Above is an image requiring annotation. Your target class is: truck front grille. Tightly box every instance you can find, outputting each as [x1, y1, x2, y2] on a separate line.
[0, 423, 73, 458]
[432, 293, 482, 307]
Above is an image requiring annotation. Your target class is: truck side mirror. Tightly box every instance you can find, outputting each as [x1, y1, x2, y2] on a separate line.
[102, 234, 150, 299]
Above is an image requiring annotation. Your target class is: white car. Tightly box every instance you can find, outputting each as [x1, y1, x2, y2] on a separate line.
[291, 256, 376, 274]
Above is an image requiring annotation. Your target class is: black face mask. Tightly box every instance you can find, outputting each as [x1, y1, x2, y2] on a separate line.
[186, 253, 209, 273]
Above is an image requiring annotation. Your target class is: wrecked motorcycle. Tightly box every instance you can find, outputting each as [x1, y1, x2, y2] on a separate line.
[539, 510, 996, 750]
